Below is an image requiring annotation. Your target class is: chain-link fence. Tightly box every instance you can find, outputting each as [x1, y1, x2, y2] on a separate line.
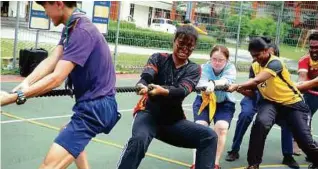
[1, 1, 317, 73]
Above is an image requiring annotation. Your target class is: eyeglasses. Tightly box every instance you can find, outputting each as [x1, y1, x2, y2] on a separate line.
[309, 46, 318, 51]
[175, 42, 195, 51]
[211, 57, 226, 63]
[250, 52, 261, 58]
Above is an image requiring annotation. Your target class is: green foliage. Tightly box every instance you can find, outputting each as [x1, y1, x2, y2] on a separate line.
[282, 26, 302, 46]
[250, 17, 276, 37]
[108, 20, 137, 30]
[105, 29, 216, 51]
[226, 15, 251, 40]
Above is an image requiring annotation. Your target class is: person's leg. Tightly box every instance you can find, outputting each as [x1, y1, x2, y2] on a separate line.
[157, 119, 218, 169]
[277, 120, 299, 168]
[294, 92, 318, 156]
[75, 151, 90, 169]
[279, 121, 293, 156]
[192, 120, 209, 167]
[192, 95, 211, 167]
[58, 124, 90, 169]
[40, 96, 119, 169]
[230, 96, 257, 153]
[39, 114, 97, 169]
[39, 143, 75, 169]
[284, 101, 318, 166]
[117, 112, 157, 169]
[214, 120, 229, 167]
[304, 92, 318, 116]
[213, 101, 235, 166]
[247, 100, 278, 166]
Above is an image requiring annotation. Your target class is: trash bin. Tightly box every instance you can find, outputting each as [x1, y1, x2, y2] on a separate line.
[19, 48, 48, 77]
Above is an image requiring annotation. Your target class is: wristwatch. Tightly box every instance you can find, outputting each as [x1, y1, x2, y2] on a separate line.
[15, 90, 27, 105]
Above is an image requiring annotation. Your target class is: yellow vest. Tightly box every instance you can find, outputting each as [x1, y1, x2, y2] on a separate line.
[251, 55, 302, 105]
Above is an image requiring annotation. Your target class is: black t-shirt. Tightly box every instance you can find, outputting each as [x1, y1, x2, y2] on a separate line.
[137, 53, 201, 123]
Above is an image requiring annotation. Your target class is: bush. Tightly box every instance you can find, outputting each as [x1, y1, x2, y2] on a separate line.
[250, 17, 276, 37]
[282, 26, 302, 46]
[109, 20, 137, 30]
[105, 29, 216, 51]
[225, 15, 251, 41]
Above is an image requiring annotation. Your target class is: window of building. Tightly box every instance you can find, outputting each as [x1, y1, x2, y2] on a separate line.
[130, 3, 135, 18]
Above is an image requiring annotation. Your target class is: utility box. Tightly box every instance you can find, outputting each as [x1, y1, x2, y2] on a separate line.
[19, 48, 48, 77]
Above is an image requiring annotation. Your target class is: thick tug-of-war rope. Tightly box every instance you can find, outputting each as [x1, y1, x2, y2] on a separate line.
[34, 85, 229, 97]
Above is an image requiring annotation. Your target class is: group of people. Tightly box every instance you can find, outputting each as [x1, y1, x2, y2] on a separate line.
[1, 1, 318, 169]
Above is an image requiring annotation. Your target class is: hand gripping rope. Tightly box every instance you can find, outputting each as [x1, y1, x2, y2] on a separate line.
[35, 85, 229, 97]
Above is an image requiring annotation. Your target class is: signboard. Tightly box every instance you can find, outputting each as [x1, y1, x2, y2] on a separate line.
[92, 1, 110, 34]
[28, 1, 50, 30]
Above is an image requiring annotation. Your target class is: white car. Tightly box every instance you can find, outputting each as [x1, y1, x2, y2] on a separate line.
[150, 18, 176, 34]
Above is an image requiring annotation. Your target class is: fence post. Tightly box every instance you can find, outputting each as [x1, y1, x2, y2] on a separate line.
[186, 2, 192, 20]
[275, 1, 284, 45]
[113, 1, 121, 66]
[234, 1, 243, 67]
[35, 30, 40, 49]
[13, 1, 20, 69]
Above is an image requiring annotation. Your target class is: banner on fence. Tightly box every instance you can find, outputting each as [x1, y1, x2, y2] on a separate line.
[28, 1, 50, 30]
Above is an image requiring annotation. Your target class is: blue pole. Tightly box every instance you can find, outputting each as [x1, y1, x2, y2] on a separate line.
[186, 2, 192, 21]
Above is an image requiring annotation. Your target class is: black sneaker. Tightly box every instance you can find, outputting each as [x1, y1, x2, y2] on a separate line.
[308, 164, 318, 169]
[282, 155, 299, 169]
[306, 156, 313, 162]
[225, 151, 239, 161]
[245, 165, 259, 169]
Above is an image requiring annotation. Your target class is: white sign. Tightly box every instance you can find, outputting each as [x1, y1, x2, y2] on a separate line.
[28, 1, 50, 30]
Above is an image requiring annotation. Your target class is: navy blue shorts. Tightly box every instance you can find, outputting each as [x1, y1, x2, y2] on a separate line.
[54, 95, 120, 158]
[193, 95, 235, 127]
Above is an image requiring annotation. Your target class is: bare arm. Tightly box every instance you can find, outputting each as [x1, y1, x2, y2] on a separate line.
[13, 46, 63, 91]
[23, 60, 75, 97]
[297, 77, 318, 92]
[239, 71, 273, 90]
[1, 60, 75, 106]
[298, 71, 308, 82]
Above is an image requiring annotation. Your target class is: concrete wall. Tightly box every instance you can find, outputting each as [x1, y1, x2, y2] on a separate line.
[8, 1, 28, 18]
[133, 4, 149, 28]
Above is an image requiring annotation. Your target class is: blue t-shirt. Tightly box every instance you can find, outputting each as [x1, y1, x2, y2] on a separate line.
[58, 12, 116, 102]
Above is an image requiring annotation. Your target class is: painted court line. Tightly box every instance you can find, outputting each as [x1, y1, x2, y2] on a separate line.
[1, 111, 191, 168]
[1, 109, 134, 124]
[1, 104, 191, 124]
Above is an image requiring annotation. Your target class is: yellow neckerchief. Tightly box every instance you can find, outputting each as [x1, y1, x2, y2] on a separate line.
[197, 92, 217, 122]
[309, 57, 318, 68]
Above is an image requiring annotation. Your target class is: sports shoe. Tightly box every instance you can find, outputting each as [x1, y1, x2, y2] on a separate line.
[225, 151, 239, 161]
[282, 155, 299, 169]
[245, 165, 259, 169]
[308, 164, 318, 169]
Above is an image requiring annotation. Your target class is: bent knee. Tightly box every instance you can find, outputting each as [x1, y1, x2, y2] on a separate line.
[195, 120, 209, 127]
[254, 118, 272, 129]
[215, 120, 229, 135]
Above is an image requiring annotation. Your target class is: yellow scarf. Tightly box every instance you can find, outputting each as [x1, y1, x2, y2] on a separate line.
[309, 58, 318, 68]
[197, 92, 217, 122]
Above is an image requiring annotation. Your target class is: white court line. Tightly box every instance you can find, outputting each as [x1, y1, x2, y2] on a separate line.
[1, 109, 134, 124]
[3, 107, 318, 139]
[1, 104, 193, 124]
[183, 108, 318, 138]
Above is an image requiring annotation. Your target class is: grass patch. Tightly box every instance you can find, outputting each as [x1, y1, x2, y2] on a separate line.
[1, 38, 56, 58]
[225, 42, 306, 60]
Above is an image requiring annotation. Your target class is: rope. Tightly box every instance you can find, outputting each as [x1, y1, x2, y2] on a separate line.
[36, 85, 229, 97]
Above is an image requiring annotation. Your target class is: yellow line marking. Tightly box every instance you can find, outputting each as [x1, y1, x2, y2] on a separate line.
[231, 164, 309, 169]
[1, 111, 191, 167]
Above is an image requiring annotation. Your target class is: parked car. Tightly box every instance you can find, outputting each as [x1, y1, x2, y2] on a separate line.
[150, 18, 176, 34]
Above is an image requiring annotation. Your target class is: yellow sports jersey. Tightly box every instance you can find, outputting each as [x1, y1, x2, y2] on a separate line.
[251, 55, 302, 105]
